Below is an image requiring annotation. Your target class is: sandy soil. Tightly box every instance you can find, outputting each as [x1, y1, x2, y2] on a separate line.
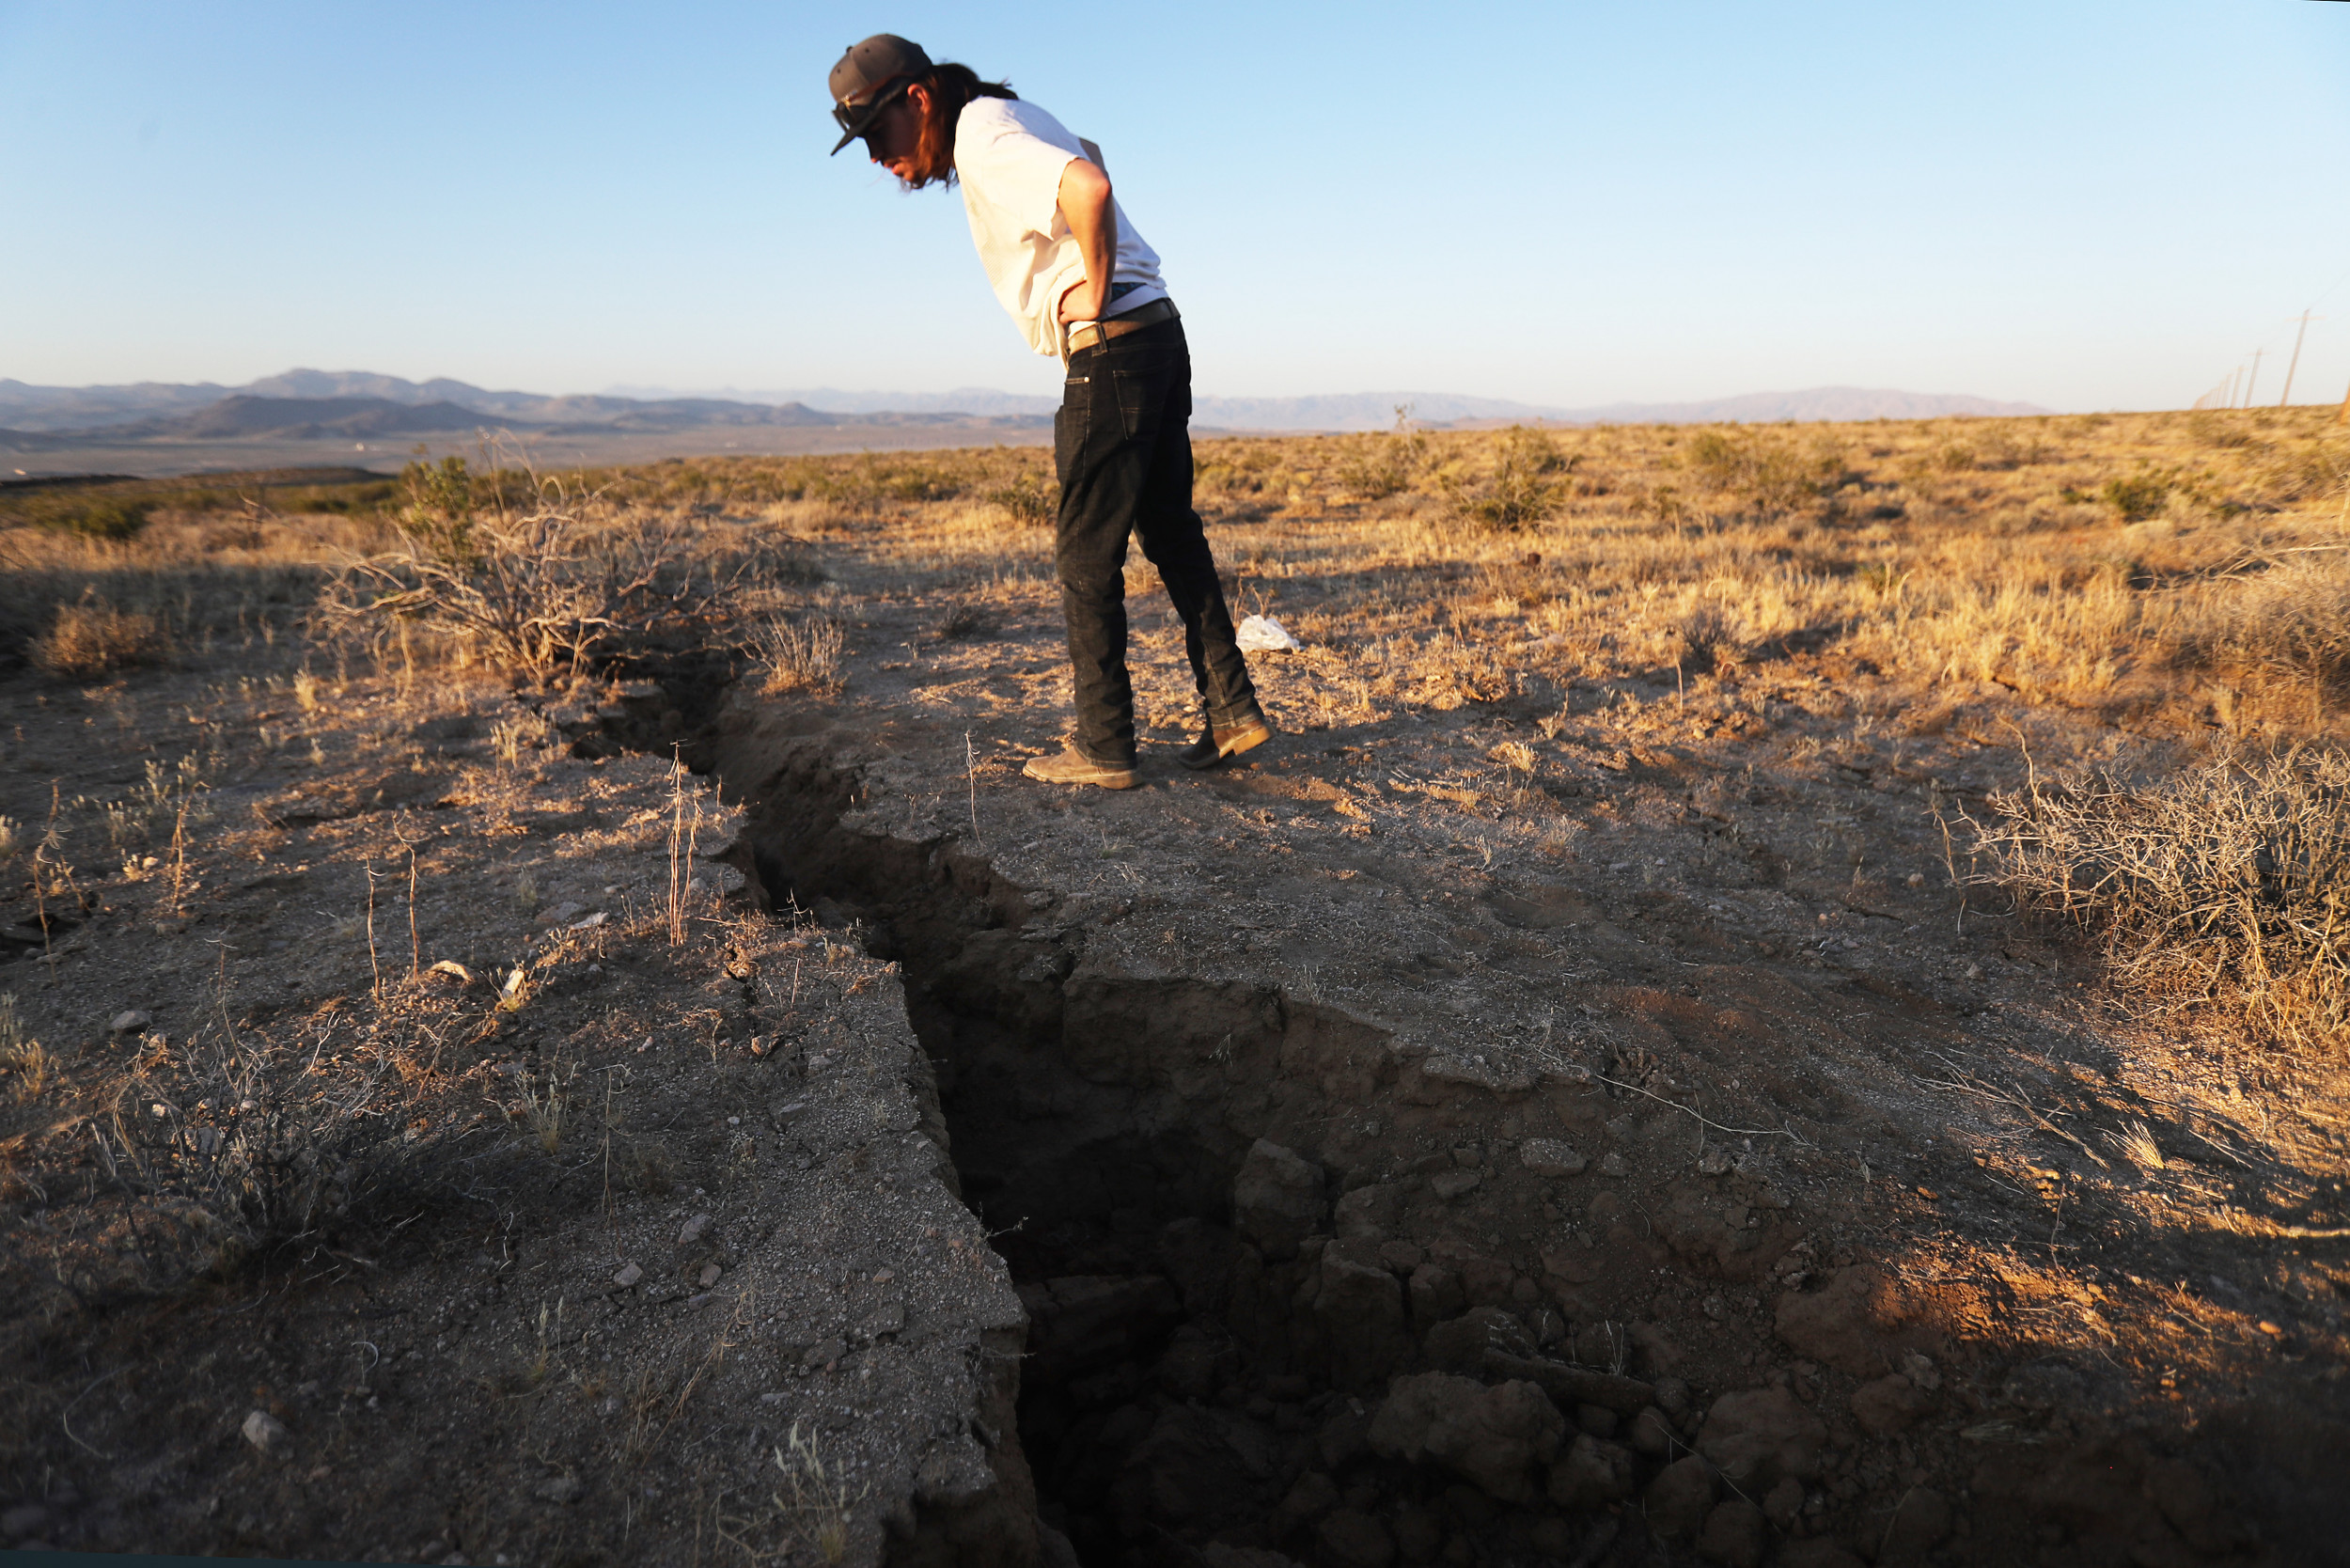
[5, 410, 2348, 1568]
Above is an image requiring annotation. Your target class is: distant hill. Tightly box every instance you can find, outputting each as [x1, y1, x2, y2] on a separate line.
[0, 370, 2051, 444]
[613, 382, 2051, 431]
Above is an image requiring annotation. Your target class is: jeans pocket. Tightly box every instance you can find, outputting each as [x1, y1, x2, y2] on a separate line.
[1112, 368, 1157, 444]
[1053, 400, 1087, 484]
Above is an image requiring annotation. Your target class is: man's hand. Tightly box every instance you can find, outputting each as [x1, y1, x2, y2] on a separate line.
[1055, 157, 1116, 324]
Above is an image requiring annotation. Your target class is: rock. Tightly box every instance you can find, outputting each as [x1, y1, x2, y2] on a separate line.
[109, 1011, 151, 1035]
[534, 1475, 582, 1504]
[1199, 1546, 1300, 1568]
[1369, 1372, 1565, 1504]
[802, 1338, 846, 1369]
[697, 1262, 723, 1288]
[1424, 1308, 1531, 1373]
[612, 1262, 643, 1288]
[1762, 1476, 1806, 1529]
[241, 1409, 289, 1455]
[1628, 1321, 1685, 1376]
[1574, 1403, 1617, 1438]
[1848, 1373, 1929, 1437]
[1898, 1351, 1941, 1391]
[1544, 1434, 1635, 1509]
[1459, 1256, 1516, 1306]
[1696, 1147, 1732, 1177]
[1697, 1387, 1827, 1489]
[1697, 1499, 1766, 1567]
[1407, 1263, 1465, 1330]
[1391, 1505, 1445, 1562]
[1778, 1543, 1866, 1568]
[1039, 1523, 1084, 1568]
[1, 1505, 49, 1541]
[1600, 1152, 1628, 1177]
[1429, 1170, 1482, 1201]
[1276, 1470, 1340, 1532]
[1233, 1140, 1326, 1260]
[677, 1213, 712, 1245]
[1519, 1138, 1587, 1176]
[1316, 1252, 1413, 1390]
[1023, 1275, 1185, 1384]
[1878, 1485, 1952, 1562]
[1116, 1405, 1269, 1536]
[1627, 1405, 1676, 1457]
[1773, 1267, 1909, 1376]
[1643, 1454, 1716, 1540]
[1481, 1350, 1654, 1417]
[1158, 1216, 1238, 1314]
[1318, 1405, 1375, 1470]
[1156, 1325, 1232, 1402]
[1652, 1375, 1694, 1422]
[856, 1301, 905, 1341]
[1335, 1183, 1405, 1240]
[1317, 1509, 1395, 1568]
[2142, 1457, 2226, 1554]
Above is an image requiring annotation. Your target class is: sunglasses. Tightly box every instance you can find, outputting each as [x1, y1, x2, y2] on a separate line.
[830, 76, 912, 141]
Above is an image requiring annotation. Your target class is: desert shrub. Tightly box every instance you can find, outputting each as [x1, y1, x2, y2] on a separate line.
[2098, 471, 2170, 522]
[986, 473, 1057, 527]
[87, 1029, 474, 1267]
[1445, 426, 1574, 531]
[1683, 429, 1839, 513]
[2169, 555, 2350, 696]
[316, 478, 776, 679]
[32, 591, 166, 676]
[750, 615, 845, 694]
[0, 492, 157, 540]
[1337, 407, 1430, 501]
[1978, 748, 2350, 1049]
[2186, 411, 2254, 450]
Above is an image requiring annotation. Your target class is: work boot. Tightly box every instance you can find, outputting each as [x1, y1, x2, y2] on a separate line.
[1178, 707, 1274, 771]
[1023, 745, 1139, 790]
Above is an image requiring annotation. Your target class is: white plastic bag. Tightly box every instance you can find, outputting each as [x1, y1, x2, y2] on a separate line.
[1235, 614, 1303, 653]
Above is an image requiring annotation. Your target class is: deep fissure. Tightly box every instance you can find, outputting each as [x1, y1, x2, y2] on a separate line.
[693, 729, 1721, 1568]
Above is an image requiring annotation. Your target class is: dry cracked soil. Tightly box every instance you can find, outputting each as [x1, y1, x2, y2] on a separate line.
[4, 497, 2349, 1568]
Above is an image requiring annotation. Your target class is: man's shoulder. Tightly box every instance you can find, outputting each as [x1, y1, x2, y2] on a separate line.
[958, 96, 1073, 150]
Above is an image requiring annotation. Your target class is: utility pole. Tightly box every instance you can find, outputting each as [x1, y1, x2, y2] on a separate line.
[2243, 349, 2264, 408]
[2280, 311, 2318, 407]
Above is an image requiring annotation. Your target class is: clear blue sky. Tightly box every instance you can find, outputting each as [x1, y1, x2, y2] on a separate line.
[4, 1, 2346, 411]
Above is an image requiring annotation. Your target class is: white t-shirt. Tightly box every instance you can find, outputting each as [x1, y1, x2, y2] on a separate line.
[952, 97, 1167, 357]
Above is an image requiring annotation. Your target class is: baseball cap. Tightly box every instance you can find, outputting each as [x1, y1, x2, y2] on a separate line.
[827, 34, 932, 154]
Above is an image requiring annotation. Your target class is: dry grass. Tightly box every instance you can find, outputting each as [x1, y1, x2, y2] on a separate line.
[32, 592, 166, 677]
[1976, 746, 2350, 1049]
[749, 614, 846, 695]
[312, 465, 794, 679]
[8, 404, 2348, 1053]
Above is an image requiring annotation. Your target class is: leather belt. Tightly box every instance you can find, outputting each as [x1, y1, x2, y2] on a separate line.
[1065, 298, 1177, 354]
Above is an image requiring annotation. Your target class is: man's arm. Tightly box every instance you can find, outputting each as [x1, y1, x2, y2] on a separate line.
[1055, 157, 1116, 323]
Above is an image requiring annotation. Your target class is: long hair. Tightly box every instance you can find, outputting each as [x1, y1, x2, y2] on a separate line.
[901, 63, 1016, 189]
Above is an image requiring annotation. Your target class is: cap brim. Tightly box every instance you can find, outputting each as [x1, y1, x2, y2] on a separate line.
[829, 127, 858, 156]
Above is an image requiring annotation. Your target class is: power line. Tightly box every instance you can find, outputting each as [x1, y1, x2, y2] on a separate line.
[2280, 311, 2319, 407]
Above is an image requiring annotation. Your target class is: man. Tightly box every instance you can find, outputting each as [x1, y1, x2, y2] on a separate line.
[827, 34, 1272, 791]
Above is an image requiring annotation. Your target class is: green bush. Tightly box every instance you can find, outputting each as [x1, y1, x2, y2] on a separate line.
[1445, 426, 1575, 531]
[2099, 472, 2170, 522]
[9, 494, 158, 540]
[987, 473, 1057, 526]
[1684, 428, 1840, 513]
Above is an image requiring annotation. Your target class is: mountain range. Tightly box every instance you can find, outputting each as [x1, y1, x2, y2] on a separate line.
[0, 369, 2049, 446]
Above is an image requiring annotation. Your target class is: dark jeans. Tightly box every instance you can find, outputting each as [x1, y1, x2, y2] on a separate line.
[1054, 315, 1260, 766]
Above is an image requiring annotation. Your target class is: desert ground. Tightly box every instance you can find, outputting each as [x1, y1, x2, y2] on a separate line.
[2, 406, 2347, 1568]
